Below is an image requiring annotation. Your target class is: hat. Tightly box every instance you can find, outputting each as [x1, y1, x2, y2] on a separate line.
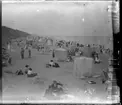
[25, 65, 29, 67]
[50, 60, 53, 62]
[29, 68, 32, 70]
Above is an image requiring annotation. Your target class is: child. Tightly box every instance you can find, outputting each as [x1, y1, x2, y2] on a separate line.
[49, 60, 55, 67]
[27, 68, 33, 76]
[25, 65, 30, 74]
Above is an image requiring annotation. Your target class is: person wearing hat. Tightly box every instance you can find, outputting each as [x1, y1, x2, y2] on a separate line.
[49, 60, 55, 67]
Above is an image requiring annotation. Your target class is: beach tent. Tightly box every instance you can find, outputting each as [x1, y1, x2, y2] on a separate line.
[55, 48, 68, 61]
[46, 39, 53, 46]
[73, 57, 93, 78]
[82, 46, 93, 57]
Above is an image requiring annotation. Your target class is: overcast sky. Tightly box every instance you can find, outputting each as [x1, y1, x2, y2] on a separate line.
[2, 1, 113, 45]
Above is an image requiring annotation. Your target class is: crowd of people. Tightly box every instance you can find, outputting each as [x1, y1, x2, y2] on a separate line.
[3, 36, 113, 79]
[10, 36, 113, 60]
[20, 46, 32, 59]
[2, 36, 116, 101]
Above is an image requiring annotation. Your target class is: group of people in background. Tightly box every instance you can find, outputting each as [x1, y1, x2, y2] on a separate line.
[20, 46, 31, 59]
[6, 36, 113, 64]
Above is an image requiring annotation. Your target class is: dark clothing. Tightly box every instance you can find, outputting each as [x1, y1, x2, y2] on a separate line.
[8, 57, 12, 65]
[16, 70, 23, 75]
[28, 49, 31, 58]
[21, 52, 24, 59]
[52, 51, 55, 58]
[53, 63, 60, 68]
[21, 48, 24, 59]
[46, 62, 60, 68]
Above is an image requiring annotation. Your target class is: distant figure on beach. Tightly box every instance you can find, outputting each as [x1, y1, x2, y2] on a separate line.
[21, 48, 25, 59]
[8, 56, 12, 65]
[52, 49, 55, 58]
[37, 46, 40, 51]
[28, 47, 31, 58]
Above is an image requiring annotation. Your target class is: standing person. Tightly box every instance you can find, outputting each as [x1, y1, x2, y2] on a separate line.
[37, 46, 40, 52]
[21, 48, 25, 59]
[8, 56, 12, 65]
[28, 47, 31, 58]
[52, 49, 55, 59]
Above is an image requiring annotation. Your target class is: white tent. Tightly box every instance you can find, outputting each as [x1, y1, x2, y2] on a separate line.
[82, 47, 93, 57]
[55, 48, 67, 61]
[46, 39, 53, 46]
[73, 57, 93, 78]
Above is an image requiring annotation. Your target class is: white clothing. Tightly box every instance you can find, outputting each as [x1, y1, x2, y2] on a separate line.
[27, 70, 32, 75]
[95, 57, 99, 62]
[49, 62, 54, 66]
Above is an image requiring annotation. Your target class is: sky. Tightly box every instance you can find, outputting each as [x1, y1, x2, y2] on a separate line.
[2, 1, 113, 45]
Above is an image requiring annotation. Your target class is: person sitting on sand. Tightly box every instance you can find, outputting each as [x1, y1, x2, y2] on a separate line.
[25, 65, 30, 74]
[49, 60, 55, 67]
[16, 69, 23, 75]
[48, 60, 60, 68]
[27, 68, 33, 76]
